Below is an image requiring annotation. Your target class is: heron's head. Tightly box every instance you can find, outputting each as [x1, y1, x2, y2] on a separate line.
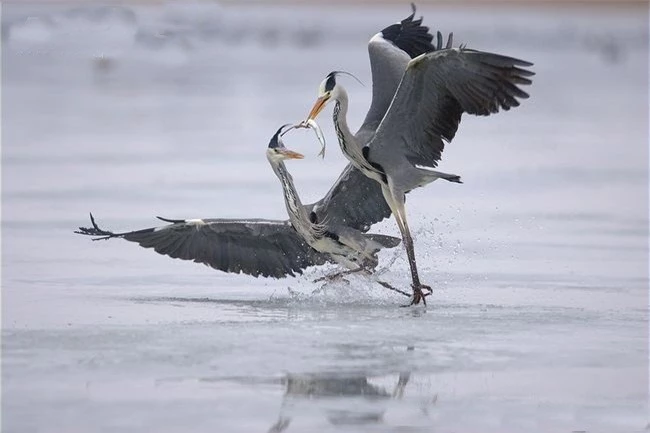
[306, 71, 363, 122]
[306, 71, 340, 122]
[266, 124, 304, 163]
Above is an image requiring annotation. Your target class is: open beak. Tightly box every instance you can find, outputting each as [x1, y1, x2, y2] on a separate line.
[280, 149, 304, 160]
[307, 95, 330, 121]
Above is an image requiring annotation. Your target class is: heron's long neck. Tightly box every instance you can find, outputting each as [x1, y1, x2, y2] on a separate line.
[271, 161, 313, 237]
[332, 90, 364, 164]
[332, 88, 363, 157]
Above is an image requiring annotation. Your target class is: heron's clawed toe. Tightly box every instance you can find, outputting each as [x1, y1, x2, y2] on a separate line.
[405, 283, 432, 306]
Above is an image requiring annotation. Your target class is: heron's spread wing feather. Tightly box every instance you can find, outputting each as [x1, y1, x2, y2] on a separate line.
[379, 6, 435, 58]
[305, 163, 391, 232]
[76, 216, 331, 278]
[357, 6, 437, 141]
[368, 48, 534, 169]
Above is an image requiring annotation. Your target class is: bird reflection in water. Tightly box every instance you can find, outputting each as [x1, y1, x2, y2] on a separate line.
[268, 347, 421, 432]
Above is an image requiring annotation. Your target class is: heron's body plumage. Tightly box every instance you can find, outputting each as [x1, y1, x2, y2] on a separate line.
[267, 136, 400, 272]
[305, 5, 534, 304]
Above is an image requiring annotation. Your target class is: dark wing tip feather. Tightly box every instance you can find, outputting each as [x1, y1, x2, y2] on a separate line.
[445, 32, 453, 49]
[449, 50, 535, 115]
[408, 2, 417, 19]
[475, 52, 535, 70]
[74, 212, 120, 240]
[379, 4, 435, 59]
[513, 67, 535, 77]
[156, 215, 185, 224]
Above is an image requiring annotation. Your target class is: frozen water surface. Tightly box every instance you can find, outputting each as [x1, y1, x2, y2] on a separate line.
[2, 2, 649, 432]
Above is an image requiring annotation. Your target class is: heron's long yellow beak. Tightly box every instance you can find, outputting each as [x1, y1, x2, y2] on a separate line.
[281, 149, 304, 160]
[307, 95, 330, 121]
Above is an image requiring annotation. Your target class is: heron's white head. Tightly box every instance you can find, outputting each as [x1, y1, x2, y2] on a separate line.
[306, 71, 362, 121]
[266, 124, 304, 163]
[306, 72, 340, 121]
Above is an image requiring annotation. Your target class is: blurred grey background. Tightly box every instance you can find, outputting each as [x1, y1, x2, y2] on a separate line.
[2, 2, 648, 432]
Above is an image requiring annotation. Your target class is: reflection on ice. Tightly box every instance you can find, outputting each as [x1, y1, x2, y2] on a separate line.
[269, 348, 415, 431]
[270, 374, 393, 431]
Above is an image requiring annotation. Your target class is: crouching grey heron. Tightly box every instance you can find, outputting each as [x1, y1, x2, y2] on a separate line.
[267, 124, 401, 280]
[303, 7, 534, 305]
[76, 125, 405, 295]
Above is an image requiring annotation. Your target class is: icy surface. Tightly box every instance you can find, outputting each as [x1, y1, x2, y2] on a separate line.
[2, 2, 648, 432]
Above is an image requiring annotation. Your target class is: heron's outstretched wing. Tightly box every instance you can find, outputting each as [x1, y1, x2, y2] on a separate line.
[305, 163, 391, 232]
[76, 215, 331, 278]
[357, 5, 451, 141]
[368, 48, 534, 170]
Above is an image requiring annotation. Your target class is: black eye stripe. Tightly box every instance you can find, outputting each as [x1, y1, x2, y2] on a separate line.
[268, 136, 280, 148]
[268, 124, 288, 149]
[324, 73, 336, 92]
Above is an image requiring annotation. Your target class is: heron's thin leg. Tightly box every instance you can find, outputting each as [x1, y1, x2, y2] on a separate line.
[376, 280, 411, 297]
[395, 203, 433, 305]
[392, 371, 411, 398]
[381, 186, 432, 306]
[312, 267, 366, 283]
[267, 416, 291, 433]
[392, 346, 414, 398]
[396, 205, 419, 285]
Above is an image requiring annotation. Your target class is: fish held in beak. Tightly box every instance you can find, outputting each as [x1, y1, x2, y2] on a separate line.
[306, 119, 326, 158]
[283, 119, 326, 159]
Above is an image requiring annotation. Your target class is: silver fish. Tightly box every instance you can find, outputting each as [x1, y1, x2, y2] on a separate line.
[282, 119, 327, 158]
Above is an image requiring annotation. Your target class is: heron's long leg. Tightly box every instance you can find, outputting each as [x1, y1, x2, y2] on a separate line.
[381, 186, 432, 305]
[376, 280, 412, 297]
[392, 346, 414, 398]
[268, 417, 291, 433]
[313, 269, 410, 297]
[312, 267, 366, 283]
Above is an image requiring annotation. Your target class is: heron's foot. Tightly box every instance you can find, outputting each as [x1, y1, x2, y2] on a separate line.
[403, 284, 432, 307]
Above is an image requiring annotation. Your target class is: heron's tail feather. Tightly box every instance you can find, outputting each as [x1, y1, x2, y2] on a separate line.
[414, 165, 463, 183]
[440, 173, 462, 183]
[365, 233, 402, 249]
[357, 233, 400, 271]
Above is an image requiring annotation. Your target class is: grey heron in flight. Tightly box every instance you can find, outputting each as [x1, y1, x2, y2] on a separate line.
[303, 6, 535, 305]
[76, 125, 403, 293]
